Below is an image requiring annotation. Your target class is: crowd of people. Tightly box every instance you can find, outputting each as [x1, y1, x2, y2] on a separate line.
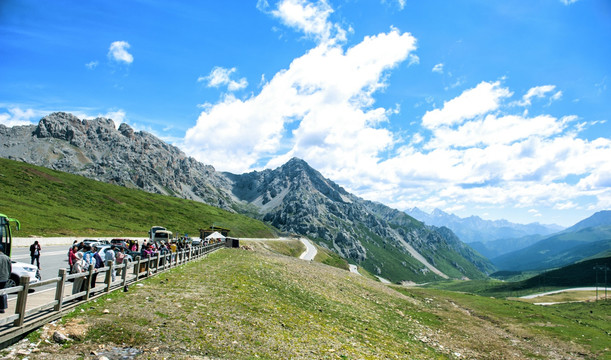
[67, 239, 194, 298]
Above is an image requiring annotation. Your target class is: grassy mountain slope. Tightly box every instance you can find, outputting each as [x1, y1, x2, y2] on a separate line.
[426, 255, 611, 299]
[492, 225, 611, 271]
[28, 245, 610, 359]
[0, 158, 276, 238]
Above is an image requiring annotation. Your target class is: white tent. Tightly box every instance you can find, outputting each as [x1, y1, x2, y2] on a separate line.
[205, 231, 226, 240]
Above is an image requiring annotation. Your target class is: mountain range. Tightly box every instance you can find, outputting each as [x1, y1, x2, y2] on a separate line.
[405, 207, 564, 258]
[491, 211, 611, 271]
[0, 112, 495, 283]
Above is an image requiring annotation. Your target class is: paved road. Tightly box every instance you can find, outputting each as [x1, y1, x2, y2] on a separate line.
[299, 238, 317, 261]
[349, 264, 359, 275]
[520, 287, 611, 299]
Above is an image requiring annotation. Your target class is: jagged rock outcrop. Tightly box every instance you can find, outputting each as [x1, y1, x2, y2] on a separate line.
[0, 112, 235, 210]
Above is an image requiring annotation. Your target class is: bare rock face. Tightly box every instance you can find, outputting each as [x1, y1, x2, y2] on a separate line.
[0, 112, 236, 210]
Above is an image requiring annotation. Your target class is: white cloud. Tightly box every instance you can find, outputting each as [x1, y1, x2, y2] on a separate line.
[516, 85, 557, 106]
[269, 0, 345, 43]
[407, 54, 419, 66]
[0, 107, 41, 126]
[199, 67, 248, 91]
[108, 41, 133, 64]
[560, 0, 580, 5]
[432, 63, 444, 74]
[381, 0, 406, 10]
[184, 28, 417, 173]
[85, 61, 99, 70]
[422, 81, 512, 129]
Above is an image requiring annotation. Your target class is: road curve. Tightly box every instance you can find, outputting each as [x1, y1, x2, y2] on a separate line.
[299, 238, 317, 261]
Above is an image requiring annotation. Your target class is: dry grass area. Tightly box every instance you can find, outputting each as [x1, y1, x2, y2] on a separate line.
[13, 245, 610, 360]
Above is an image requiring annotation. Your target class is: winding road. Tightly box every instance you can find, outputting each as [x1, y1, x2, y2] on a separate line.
[299, 238, 317, 261]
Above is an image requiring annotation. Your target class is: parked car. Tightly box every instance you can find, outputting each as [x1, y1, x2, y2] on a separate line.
[81, 239, 101, 249]
[7, 260, 41, 288]
[96, 245, 137, 263]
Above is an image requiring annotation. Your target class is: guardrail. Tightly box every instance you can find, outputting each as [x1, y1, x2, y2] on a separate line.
[0, 241, 226, 348]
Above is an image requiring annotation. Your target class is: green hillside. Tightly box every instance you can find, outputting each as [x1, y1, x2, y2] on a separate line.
[493, 225, 611, 271]
[25, 246, 610, 359]
[0, 158, 276, 238]
[426, 256, 611, 298]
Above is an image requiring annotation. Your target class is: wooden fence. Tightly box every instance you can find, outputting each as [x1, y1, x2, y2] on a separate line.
[0, 241, 226, 347]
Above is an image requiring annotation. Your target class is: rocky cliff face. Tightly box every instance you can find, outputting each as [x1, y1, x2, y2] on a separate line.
[1, 112, 495, 282]
[0, 112, 235, 210]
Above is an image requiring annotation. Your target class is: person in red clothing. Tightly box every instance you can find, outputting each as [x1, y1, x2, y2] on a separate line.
[68, 245, 78, 273]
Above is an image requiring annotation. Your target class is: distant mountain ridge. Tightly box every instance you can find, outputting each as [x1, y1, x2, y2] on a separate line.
[0, 112, 495, 283]
[405, 207, 563, 244]
[492, 211, 611, 271]
[562, 210, 611, 233]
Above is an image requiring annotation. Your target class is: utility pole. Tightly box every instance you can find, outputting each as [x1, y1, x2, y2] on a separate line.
[593, 265, 610, 301]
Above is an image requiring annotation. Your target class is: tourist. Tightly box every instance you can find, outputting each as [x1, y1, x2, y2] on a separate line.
[0, 244, 11, 313]
[83, 245, 94, 266]
[30, 240, 41, 269]
[115, 246, 126, 276]
[71, 252, 87, 299]
[91, 245, 103, 289]
[68, 245, 78, 273]
[105, 246, 116, 282]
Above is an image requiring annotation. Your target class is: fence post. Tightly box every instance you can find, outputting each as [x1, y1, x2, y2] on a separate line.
[54, 269, 67, 312]
[104, 260, 113, 293]
[85, 264, 94, 299]
[121, 261, 129, 287]
[145, 256, 150, 277]
[135, 256, 141, 279]
[13, 276, 30, 327]
[154, 254, 160, 273]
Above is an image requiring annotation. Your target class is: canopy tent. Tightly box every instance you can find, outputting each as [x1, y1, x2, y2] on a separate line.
[205, 231, 225, 240]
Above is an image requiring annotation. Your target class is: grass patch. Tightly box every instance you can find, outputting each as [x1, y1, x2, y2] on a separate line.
[313, 244, 349, 270]
[258, 238, 305, 258]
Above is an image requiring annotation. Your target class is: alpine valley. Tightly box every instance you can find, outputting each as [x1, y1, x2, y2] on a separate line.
[0, 112, 495, 283]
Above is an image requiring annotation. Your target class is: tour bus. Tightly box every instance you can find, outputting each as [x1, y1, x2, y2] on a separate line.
[148, 226, 167, 241]
[0, 213, 42, 287]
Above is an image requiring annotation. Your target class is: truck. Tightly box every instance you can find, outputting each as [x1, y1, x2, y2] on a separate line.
[0, 213, 42, 287]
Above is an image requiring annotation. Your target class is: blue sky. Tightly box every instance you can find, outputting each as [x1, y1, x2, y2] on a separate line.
[1, 0, 610, 227]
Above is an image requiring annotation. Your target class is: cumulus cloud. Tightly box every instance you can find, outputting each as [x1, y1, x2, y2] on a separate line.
[108, 41, 133, 64]
[0, 107, 41, 126]
[268, 0, 345, 42]
[199, 67, 248, 91]
[514, 85, 562, 107]
[422, 81, 512, 128]
[185, 28, 416, 172]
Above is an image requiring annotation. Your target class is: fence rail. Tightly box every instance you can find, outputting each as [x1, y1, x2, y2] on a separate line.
[0, 241, 226, 347]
